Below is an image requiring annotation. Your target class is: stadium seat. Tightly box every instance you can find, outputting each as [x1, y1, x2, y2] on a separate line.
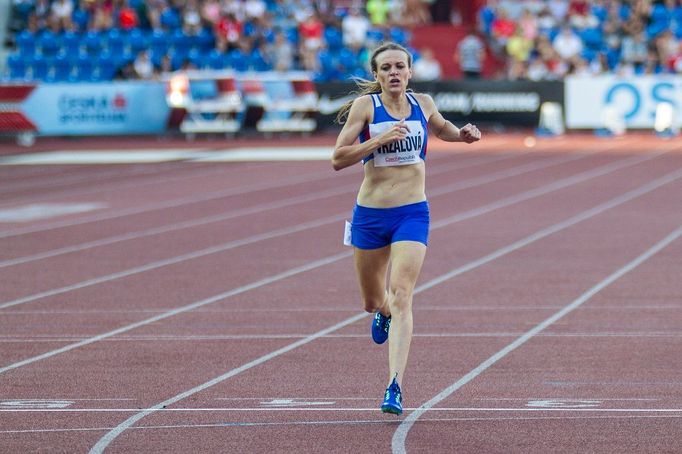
[580, 28, 604, 50]
[248, 50, 271, 71]
[83, 30, 102, 55]
[389, 28, 408, 45]
[366, 28, 384, 45]
[7, 53, 27, 79]
[96, 51, 117, 80]
[149, 30, 169, 56]
[75, 53, 94, 81]
[324, 27, 343, 51]
[38, 30, 60, 57]
[204, 49, 225, 70]
[52, 54, 73, 81]
[227, 49, 248, 72]
[125, 28, 148, 54]
[16, 30, 36, 56]
[28, 54, 49, 80]
[171, 29, 191, 56]
[61, 30, 81, 57]
[196, 28, 216, 52]
[106, 29, 125, 54]
[160, 8, 182, 30]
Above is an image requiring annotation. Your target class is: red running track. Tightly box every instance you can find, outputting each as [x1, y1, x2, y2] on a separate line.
[0, 134, 681, 453]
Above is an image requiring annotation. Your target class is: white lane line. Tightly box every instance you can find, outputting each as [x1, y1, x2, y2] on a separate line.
[3, 331, 682, 342]
[4, 407, 682, 413]
[0, 165, 347, 239]
[0, 162, 269, 210]
[391, 223, 682, 454]
[0, 251, 354, 375]
[89, 168, 682, 454]
[2, 161, 680, 371]
[4, 414, 682, 434]
[0, 153, 643, 307]
[0, 152, 525, 266]
[0, 149, 482, 237]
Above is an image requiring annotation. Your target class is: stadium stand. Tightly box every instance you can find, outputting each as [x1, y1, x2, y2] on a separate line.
[2, 1, 682, 83]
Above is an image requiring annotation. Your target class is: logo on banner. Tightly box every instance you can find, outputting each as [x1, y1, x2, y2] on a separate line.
[58, 92, 128, 124]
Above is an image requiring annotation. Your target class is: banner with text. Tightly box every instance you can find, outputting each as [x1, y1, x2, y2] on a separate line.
[315, 80, 564, 130]
[565, 75, 682, 129]
[20, 82, 170, 135]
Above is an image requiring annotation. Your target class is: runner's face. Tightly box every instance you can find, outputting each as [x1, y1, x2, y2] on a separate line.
[373, 50, 412, 94]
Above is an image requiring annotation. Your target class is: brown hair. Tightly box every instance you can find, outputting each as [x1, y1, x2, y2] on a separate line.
[335, 42, 413, 124]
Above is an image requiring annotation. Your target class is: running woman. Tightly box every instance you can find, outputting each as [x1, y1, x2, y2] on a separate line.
[331, 42, 481, 415]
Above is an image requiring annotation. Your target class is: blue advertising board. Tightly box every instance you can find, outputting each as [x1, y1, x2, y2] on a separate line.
[21, 82, 170, 135]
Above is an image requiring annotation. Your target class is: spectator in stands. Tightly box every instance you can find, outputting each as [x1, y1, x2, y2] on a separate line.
[298, 10, 324, 71]
[547, 0, 569, 23]
[50, 0, 74, 32]
[552, 25, 583, 61]
[527, 57, 551, 80]
[133, 49, 155, 79]
[518, 8, 538, 41]
[490, 8, 516, 56]
[267, 30, 296, 72]
[244, 0, 267, 22]
[215, 12, 243, 51]
[621, 30, 648, 71]
[342, 6, 371, 48]
[454, 28, 485, 79]
[567, 0, 598, 29]
[412, 47, 442, 81]
[201, 0, 222, 26]
[506, 26, 534, 64]
[182, 0, 202, 35]
[366, 0, 391, 28]
[403, 0, 431, 26]
[117, 0, 139, 30]
[656, 30, 679, 69]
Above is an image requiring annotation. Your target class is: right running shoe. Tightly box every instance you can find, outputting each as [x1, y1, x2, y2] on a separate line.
[381, 375, 403, 415]
[371, 312, 391, 344]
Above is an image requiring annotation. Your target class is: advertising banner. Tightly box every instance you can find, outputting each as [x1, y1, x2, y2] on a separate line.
[315, 80, 564, 130]
[20, 82, 170, 135]
[565, 75, 682, 129]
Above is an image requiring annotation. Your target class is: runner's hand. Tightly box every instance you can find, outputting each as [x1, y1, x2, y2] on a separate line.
[460, 123, 481, 143]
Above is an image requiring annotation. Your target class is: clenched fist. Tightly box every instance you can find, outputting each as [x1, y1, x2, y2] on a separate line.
[459, 123, 481, 144]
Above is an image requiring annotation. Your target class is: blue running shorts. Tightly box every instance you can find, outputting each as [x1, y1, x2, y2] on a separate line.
[351, 201, 430, 250]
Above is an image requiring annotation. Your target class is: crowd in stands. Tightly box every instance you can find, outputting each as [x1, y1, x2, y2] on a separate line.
[477, 0, 682, 80]
[4, 0, 431, 82]
[4, 0, 682, 83]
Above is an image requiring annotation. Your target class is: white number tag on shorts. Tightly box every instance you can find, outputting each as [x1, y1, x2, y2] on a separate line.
[343, 220, 352, 246]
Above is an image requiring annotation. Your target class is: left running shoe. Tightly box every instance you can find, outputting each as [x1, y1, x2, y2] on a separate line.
[371, 312, 391, 344]
[381, 376, 403, 415]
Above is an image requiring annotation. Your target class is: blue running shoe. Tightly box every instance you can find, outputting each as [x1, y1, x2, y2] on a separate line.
[381, 375, 403, 415]
[371, 312, 391, 344]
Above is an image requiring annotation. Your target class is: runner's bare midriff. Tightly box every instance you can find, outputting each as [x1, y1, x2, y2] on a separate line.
[356, 161, 426, 207]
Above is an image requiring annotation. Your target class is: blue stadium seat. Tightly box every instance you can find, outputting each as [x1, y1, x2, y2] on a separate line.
[196, 28, 216, 52]
[75, 53, 94, 81]
[61, 30, 81, 57]
[125, 28, 148, 54]
[72, 8, 90, 31]
[83, 30, 102, 55]
[106, 29, 125, 54]
[317, 50, 336, 71]
[389, 28, 408, 45]
[16, 30, 36, 56]
[248, 50, 271, 71]
[160, 8, 181, 30]
[337, 47, 358, 71]
[650, 4, 671, 24]
[226, 49, 248, 72]
[52, 54, 73, 81]
[171, 29, 191, 56]
[28, 54, 49, 80]
[201, 49, 223, 69]
[38, 30, 60, 57]
[285, 27, 299, 46]
[324, 27, 343, 50]
[580, 28, 604, 50]
[149, 29, 169, 56]
[7, 53, 27, 79]
[96, 51, 117, 80]
[366, 28, 384, 44]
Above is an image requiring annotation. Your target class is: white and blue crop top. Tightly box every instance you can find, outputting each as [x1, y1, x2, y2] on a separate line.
[359, 92, 428, 167]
